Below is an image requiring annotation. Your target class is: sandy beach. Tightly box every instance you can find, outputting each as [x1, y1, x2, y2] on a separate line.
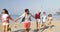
[0, 20, 60, 32]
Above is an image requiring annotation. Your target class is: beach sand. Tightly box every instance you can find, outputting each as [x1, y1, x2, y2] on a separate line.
[0, 20, 60, 32]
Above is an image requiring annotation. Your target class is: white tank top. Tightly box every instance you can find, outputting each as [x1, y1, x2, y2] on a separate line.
[25, 14, 31, 22]
[2, 14, 9, 20]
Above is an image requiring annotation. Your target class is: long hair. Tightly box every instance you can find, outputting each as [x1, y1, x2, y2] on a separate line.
[2, 9, 9, 14]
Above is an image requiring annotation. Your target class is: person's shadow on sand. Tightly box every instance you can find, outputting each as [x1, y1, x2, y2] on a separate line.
[12, 28, 31, 32]
[12, 29, 25, 32]
[33, 26, 49, 32]
[41, 25, 55, 32]
[51, 25, 55, 28]
[12, 25, 55, 32]
[33, 29, 39, 32]
[40, 26, 49, 32]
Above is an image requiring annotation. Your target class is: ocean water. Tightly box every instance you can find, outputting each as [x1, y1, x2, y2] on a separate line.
[0, 15, 60, 23]
[53, 15, 60, 20]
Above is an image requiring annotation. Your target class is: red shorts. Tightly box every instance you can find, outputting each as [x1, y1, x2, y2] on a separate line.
[24, 22, 30, 29]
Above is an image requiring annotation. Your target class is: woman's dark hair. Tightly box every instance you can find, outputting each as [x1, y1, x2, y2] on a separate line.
[48, 14, 52, 17]
[2, 9, 9, 14]
[25, 9, 29, 12]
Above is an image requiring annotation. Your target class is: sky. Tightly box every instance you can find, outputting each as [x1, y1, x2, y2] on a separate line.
[0, 0, 60, 15]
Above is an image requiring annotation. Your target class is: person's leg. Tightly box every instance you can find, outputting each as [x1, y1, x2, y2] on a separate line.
[38, 19, 41, 30]
[44, 24, 46, 29]
[2, 23, 6, 32]
[24, 22, 27, 32]
[5, 23, 9, 32]
[38, 22, 40, 29]
[26, 22, 30, 32]
[3, 25, 6, 32]
[7, 24, 11, 32]
[41, 22, 44, 27]
[36, 19, 39, 30]
[42, 22, 44, 27]
[36, 22, 38, 30]
[43, 22, 46, 29]
[49, 20, 52, 29]
[6, 25, 8, 32]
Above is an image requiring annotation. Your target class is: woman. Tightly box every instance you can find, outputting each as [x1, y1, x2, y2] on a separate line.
[1, 9, 13, 32]
[35, 11, 41, 30]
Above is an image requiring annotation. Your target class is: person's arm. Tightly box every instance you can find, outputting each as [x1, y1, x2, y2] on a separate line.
[0, 15, 2, 20]
[15, 13, 25, 22]
[8, 15, 14, 20]
[15, 18, 21, 22]
[30, 13, 35, 18]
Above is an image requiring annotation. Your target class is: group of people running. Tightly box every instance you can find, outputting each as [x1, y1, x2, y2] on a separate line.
[0, 8, 53, 32]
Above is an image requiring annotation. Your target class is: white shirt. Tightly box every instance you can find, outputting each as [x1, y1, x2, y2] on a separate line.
[42, 15, 47, 22]
[2, 14, 9, 20]
[19, 13, 31, 22]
